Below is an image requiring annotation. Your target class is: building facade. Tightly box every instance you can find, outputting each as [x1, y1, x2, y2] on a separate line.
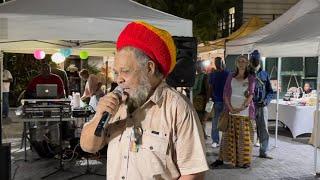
[219, 0, 299, 38]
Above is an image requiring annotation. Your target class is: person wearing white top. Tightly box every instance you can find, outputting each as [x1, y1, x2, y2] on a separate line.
[2, 68, 13, 118]
[230, 77, 249, 117]
[211, 55, 255, 169]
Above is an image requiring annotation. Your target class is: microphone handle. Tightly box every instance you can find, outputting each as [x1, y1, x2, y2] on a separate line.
[93, 87, 123, 137]
[94, 112, 111, 137]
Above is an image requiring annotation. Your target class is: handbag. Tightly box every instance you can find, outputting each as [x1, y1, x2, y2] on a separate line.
[218, 111, 230, 132]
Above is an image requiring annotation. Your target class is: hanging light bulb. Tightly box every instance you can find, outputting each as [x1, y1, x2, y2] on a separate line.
[33, 50, 46, 60]
[51, 52, 66, 64]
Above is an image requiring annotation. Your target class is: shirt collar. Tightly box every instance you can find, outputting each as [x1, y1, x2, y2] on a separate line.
[145, 81, 167, 107]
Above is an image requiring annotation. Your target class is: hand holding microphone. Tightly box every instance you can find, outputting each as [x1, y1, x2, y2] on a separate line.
[94, 86, 123, 137]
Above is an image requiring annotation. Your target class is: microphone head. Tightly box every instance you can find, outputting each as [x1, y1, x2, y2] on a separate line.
[113, 86, 124, 97]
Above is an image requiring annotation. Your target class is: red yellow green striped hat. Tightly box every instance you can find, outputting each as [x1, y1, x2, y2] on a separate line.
[116, 21, 176, 76]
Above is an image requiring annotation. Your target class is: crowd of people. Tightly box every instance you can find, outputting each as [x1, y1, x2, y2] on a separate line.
[193, 50, 275, 169]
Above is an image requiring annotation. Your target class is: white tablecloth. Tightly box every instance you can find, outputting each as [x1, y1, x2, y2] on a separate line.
[268, 99, 316, 138]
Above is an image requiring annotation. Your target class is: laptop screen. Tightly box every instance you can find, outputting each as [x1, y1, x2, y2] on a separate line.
[36, 84, 58, 99]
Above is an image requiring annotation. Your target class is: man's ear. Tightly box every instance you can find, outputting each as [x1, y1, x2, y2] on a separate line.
[147, 61, 156, 75]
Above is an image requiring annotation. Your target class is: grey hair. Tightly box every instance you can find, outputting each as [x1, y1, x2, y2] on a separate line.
[120, 46, 164, 78]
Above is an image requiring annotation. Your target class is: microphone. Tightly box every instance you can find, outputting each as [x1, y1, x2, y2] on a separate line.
[94, 86, 123, 137]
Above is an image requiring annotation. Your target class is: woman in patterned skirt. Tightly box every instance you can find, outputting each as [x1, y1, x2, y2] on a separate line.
[211, 55, 256, 168]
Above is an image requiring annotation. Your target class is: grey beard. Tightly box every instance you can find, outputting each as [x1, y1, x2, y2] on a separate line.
[126, 74, 152, 113]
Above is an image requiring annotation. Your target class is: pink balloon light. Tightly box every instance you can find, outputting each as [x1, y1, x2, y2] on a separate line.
[34, 50, 46, 60]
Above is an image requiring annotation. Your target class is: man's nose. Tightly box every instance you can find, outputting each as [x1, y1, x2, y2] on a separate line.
[116, 75, 125, 85]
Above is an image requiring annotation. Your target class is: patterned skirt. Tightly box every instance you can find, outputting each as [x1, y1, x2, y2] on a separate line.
[218, 115, 254, 167]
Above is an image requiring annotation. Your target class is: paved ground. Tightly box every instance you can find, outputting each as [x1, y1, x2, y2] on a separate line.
[2, 109, 320, 180]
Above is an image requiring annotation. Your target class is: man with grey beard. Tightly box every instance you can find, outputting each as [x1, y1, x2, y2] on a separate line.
[80, 21, 208, 180]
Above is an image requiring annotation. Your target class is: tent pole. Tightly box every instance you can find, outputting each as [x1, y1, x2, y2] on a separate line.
[0, 50, 3, 145]
[315, 56, 320, 175]
[0, 49, 3, 146]
[275, 57, 281, 148]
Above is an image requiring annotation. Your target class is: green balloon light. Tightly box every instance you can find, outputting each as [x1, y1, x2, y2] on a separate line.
[79, 51, 89, 60]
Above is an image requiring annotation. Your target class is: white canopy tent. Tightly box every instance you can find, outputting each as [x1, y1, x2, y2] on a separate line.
[225, 0, 320, 55]
[0, 0, 192, 40]
[0, 0, 192, 146]
[254, 5, 320, 175]
[255, 5, 320, 57]
[0, 40, 117, 57]
[0, 0, 192, 55]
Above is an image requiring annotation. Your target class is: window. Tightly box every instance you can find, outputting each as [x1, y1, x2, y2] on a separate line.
[228, 7, 235, 34]
[265, 58, 278, 80]
[305, 57, 318, 77]
[281, 57, 303, 71]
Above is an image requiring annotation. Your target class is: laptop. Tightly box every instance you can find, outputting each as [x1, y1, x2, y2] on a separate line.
[36, 84, 58, 99]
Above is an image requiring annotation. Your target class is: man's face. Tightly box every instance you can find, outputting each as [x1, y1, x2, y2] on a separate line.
[40, 64, 51, 77]
[114, 49, 152, 108]
[250, 58, 260, 68]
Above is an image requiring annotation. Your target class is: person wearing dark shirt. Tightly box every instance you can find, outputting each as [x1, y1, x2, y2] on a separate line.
[208, 57, 229, 148]
[26, 63, 65, 98]
[26, 63, 66, 156]
[250, 50, 274, 159]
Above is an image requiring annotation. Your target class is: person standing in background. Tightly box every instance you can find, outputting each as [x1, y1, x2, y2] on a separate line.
[79, 69, 104, 104]
[207, 57, 229, 148]
[26, 63, 65, 99]
[2, 64, 13, 119]
[192, 61, 209, 138]
[211, 55, 255, 168]
[250, 50, 274, 159]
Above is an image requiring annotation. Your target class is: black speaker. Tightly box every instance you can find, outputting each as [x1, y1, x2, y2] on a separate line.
[0, 143, 11, 180]
[166, 36, 197, 87]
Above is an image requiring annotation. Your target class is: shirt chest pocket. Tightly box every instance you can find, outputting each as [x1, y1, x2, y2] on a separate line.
[135, 131, 170, 177]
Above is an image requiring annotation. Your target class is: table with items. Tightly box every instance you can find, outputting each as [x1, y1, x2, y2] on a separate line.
[268, 96, 317, 138]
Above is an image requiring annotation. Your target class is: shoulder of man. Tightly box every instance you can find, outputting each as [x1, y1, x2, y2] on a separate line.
[163, 85, 194, 109]
[257, 70, 270, 80]
[50, 73, 64, 82]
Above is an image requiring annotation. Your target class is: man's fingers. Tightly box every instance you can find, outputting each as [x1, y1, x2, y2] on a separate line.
[96, 93, 121, 115]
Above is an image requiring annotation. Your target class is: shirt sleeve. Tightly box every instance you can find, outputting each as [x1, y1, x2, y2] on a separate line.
[4, 70, 13, 80]
[264, 72, 274, 105]
[174, 98, 209, 175]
